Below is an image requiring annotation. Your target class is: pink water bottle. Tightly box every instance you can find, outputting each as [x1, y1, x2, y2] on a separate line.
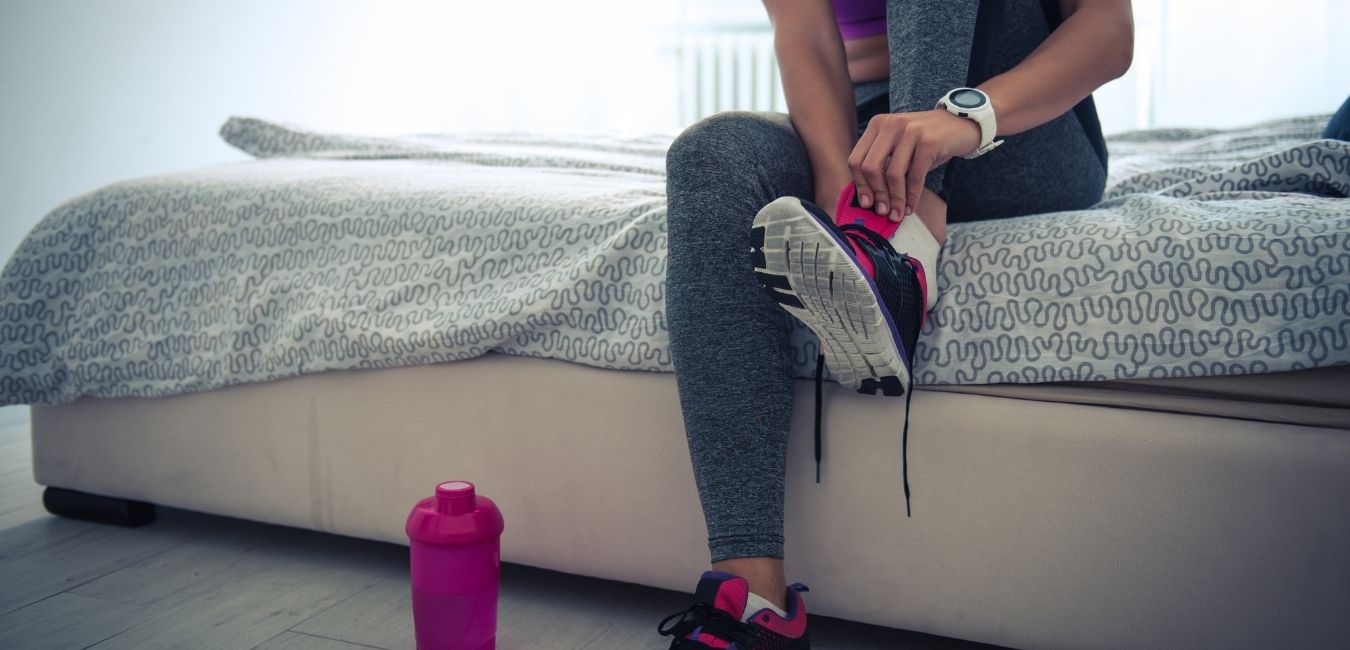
[406, 481, 505, 649]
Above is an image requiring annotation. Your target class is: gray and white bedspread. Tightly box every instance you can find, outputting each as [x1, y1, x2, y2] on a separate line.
[1, 115, 1347, 405]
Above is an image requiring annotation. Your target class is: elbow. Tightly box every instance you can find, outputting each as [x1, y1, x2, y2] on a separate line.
[1075, 2, 1135, 82]
[1108, 15, 1135, 80]
[1113, 27, 1135, 80]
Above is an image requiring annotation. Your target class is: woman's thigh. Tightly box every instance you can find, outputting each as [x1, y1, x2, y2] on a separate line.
[945, 109, 1107, 223]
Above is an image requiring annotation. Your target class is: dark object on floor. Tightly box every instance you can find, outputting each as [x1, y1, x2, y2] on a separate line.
[43, 486, 156, 526]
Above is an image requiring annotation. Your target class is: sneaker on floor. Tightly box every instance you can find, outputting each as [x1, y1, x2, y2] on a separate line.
[657, 570, 811, 649]
[750, 185, 927, 397]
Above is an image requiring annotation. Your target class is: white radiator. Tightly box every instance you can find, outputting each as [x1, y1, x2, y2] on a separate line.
[675, 27, 786, 125]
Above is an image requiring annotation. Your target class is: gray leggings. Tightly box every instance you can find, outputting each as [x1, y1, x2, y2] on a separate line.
[667, 0, 1107, 564]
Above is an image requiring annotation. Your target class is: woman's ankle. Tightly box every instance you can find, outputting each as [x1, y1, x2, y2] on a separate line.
[915, 187, 949, 244]
[711, 556, 789, 611]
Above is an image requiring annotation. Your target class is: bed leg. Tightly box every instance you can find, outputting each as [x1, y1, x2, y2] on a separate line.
[42, 487, 156, 527]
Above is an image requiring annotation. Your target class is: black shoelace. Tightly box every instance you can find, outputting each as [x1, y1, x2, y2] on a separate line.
[656, 600, 753, 648]
[812, 222, 920, 517]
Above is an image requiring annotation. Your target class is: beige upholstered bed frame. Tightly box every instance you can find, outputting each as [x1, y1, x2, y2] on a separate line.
[30, 353, 1350, 649]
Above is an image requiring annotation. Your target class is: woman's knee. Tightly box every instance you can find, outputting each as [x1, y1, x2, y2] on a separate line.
[666, 111, 805, 184]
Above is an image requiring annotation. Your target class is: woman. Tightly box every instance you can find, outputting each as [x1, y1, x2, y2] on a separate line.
[658, 1, 1133, 647]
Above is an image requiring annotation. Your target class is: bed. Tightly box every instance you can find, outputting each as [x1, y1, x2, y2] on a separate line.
[3, 115, 1349, 649]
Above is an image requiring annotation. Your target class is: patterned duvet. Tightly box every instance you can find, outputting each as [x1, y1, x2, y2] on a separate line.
[1, 115, 1346, 405]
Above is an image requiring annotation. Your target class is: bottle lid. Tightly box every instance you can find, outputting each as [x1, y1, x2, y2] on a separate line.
[435, 481, 476, 515]
[406, 480, 505, 545]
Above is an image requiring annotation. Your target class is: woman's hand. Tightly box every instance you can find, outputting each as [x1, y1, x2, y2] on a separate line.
[848, 109, 980, 222]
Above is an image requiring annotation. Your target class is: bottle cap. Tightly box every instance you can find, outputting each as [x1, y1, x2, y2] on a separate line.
[435, 481, 476, 515]
[406, 480, 505, 545]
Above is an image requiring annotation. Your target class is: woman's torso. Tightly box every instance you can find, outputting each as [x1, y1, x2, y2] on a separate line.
[844, 34, 888, 82]
[833, 0, 888, 82]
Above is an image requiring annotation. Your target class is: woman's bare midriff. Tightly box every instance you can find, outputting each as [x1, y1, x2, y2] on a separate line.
[844, 33, 888, 83]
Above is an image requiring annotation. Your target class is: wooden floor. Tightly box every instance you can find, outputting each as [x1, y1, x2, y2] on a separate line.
[0, 413, 1003, 650]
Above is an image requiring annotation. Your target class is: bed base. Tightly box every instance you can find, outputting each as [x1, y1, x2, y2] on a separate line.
[43, 486, 156, 527]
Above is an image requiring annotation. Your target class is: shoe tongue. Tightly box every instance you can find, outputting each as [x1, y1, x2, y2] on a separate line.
[694, 571, 750, 621]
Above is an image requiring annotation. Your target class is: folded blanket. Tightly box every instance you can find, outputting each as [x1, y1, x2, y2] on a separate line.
[0, 115, 1345, 405]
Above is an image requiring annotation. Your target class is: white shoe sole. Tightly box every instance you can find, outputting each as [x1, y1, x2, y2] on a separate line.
[751, 196, 910, 396]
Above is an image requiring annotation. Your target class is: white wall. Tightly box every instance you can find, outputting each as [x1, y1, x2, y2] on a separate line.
[2, 0, 1347, 272]
[1147, 0, 1349, 128]
[1, 1, 432, 268]
[0, 0, 680, 269]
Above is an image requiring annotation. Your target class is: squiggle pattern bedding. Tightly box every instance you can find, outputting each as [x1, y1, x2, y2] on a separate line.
[0, 115, 1346, 405]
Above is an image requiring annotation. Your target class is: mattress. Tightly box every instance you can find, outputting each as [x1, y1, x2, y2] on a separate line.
[29, 353, 1350, 649]
[2, 115, 1348, 406]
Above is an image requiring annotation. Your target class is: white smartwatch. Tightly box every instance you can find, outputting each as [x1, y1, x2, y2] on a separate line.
[936, 87, 1003, 159]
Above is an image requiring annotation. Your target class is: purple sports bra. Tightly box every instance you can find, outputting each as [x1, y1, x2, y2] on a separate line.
[831, 0, 886, 40]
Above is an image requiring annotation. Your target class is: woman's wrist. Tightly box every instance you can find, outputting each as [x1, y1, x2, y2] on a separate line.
[976, 81, 1023, 137]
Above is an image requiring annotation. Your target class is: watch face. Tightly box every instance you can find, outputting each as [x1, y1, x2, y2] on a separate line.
[950, 89, 985, 109]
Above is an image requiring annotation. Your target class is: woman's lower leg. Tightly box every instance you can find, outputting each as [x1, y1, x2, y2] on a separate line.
[664, 111, 816, 575]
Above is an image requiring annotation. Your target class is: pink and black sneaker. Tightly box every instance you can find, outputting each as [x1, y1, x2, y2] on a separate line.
[750, 183, 928, 397]
[657, 571, 811, 649]
[750, 183, 928, 514]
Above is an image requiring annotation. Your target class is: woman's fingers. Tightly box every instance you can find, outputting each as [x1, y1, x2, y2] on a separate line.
[850, 113, 951, 218]
[884, 129, 917, 221]
[847, 121, 881, 209]
[859, 135, 895, 216]
[849, 110, 978, 219]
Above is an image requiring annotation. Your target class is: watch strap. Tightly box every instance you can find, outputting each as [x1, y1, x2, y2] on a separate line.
[964, 138, 1003, 159]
